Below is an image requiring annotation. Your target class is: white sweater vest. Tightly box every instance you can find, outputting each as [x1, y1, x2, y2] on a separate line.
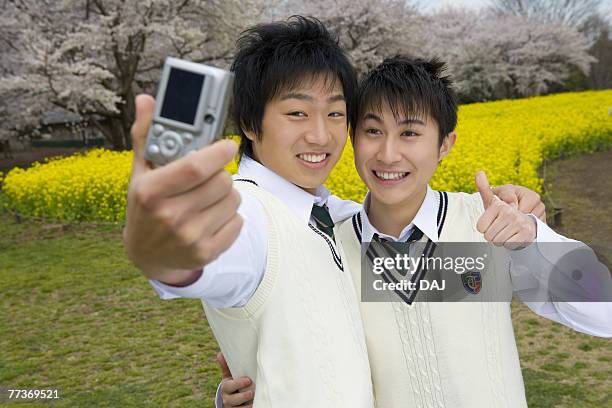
[335, 191, 527, 408]
[203, 180, 374, 408]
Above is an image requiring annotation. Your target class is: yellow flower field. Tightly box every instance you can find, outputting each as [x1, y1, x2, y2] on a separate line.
[2, 90, 611, 222]
[2, 149, 132, 222]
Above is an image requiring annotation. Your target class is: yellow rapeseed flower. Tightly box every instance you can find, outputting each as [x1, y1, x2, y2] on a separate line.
[2, 90, 611, 222]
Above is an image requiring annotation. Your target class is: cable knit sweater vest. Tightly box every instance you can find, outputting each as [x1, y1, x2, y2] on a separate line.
[335, 191, 527, 408]
[202, 180, 374, 408]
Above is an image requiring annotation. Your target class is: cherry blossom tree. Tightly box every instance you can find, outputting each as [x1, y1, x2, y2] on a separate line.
[278, 0, 425, 75]
[423, 8, 596, 101]
[490, 0, 603, 28]
[0, 0, 600, 144]
[0, 0, 264, 149]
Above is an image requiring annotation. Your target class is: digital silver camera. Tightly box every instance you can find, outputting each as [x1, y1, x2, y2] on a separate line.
[144, 57, 234, 166]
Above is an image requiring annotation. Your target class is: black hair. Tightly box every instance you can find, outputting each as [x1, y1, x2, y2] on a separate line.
[231, 15, 357, 159]
[353, 55, 458, 145]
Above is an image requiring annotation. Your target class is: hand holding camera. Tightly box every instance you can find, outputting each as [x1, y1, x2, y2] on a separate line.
[123, 58, 242, 284]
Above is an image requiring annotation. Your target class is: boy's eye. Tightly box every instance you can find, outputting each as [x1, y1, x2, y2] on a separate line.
[402, 130, 419, 137]
[329, 111, 345, 118]
[365, 128, 382, 136]
[287, 111, 307, 117]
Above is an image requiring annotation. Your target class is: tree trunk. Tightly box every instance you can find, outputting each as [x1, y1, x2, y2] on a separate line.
[109, 118, 126, 150]
[121, 88, 136, 151]
[96, 92, 135, 151]
[89, 116, 124, 150]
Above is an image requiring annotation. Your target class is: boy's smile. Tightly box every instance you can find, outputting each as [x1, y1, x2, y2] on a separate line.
[296, 152, 330, 169]
[371, 169, 411, 185]
[245, 75, 348, 194]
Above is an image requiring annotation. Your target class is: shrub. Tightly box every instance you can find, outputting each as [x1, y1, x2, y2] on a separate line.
[2, 149, 131, 222]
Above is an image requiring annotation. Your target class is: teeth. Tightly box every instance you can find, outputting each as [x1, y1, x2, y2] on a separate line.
[374, 171, 407, 180]
[299, 153, 326, 163]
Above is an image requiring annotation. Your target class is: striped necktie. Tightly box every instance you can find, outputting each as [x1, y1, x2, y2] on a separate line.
[369, 226, 425, 276]
[405, 226, 424, 243]
[311, 204, 335, 242]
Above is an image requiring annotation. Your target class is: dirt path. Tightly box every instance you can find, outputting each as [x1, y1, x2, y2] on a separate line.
[543, 149, 612, 244]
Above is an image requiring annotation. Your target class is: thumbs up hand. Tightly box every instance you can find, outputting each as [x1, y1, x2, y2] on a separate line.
[475, 171, 499, 209]
[475, 171, 537, 250]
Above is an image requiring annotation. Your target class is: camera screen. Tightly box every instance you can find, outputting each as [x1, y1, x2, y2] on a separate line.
[160, 67, 205, 125]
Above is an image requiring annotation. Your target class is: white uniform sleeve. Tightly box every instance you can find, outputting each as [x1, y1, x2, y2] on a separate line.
[148, 189, 268, 308]
[215, 383, 224, 408]
[509, 216, 612, 338]
[325, 195, 362, 223]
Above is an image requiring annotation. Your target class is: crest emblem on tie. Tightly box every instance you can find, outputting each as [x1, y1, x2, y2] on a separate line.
[461, 271, 482, 294]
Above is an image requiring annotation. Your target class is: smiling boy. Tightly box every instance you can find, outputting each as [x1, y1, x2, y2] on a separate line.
[340, 55, 537, 407]
[343, 55, 611, 407]
[126, 16, 372, 407]
[168, 17, 376, 407]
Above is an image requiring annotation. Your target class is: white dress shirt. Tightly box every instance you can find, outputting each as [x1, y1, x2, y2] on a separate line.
[148, 156, 360, 307]
[358, 186, 612, 338]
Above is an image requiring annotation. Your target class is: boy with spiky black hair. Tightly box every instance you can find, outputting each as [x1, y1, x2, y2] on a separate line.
[343, 54, 533, 407]
[231, 16, 358, 162]
[146, 16, 375, 408]
[341, 54, 610, 407]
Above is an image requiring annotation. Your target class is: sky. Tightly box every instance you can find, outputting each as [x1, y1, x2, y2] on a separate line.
[419, 0, 612, 16]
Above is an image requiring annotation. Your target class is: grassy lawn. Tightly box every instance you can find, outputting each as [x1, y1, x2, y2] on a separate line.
[512, 303, 611, 407]
[0, 212, 222, 407]
[2, 147, 612, 408]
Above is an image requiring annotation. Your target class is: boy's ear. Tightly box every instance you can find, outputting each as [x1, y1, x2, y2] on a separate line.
[243, 128, 257, 142]
[438, 131, 456, 162]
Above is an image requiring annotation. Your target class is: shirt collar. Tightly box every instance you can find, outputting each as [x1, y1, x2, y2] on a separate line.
[236, 155, 332, 224]
[359, 185, 440, 243]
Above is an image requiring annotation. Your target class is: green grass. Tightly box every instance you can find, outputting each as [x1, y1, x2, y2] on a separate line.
[0, 211, 222, 407]
[1, 210, 611, 407]
[512, 301, 612, 408]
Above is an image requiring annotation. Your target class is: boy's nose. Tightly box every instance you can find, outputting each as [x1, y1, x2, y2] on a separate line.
[304, 116, 332, 145]
[376, 137, 401, 164]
